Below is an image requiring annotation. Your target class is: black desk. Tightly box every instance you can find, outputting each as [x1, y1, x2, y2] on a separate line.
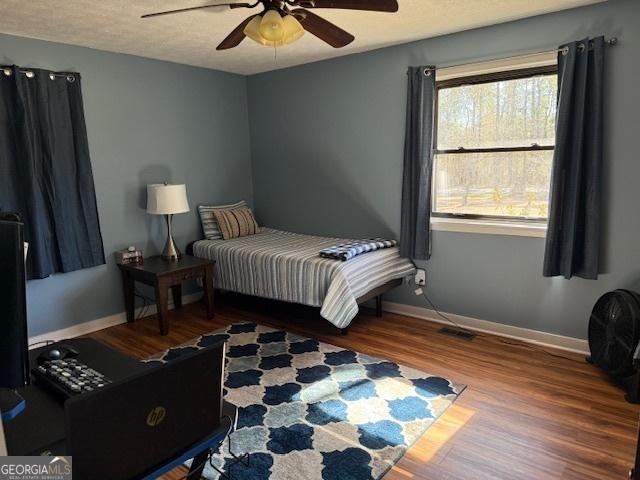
[3, 338, 234, 479]
[5, 338, 148, 456]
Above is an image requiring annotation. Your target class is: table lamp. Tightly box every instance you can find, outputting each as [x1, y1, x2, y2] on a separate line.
[147, 183, 190, 260]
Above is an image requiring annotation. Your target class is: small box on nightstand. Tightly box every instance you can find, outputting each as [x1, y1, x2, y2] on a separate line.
[115, 247, 143, 265]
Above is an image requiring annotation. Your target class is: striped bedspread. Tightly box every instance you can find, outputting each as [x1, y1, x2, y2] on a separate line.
[193, 228, 415, 329]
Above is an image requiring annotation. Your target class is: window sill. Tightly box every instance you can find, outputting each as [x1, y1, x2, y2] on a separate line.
[430, 217, 546, 238]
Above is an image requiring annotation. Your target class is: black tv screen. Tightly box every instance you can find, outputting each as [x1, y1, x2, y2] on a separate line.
[0, 218, 30, 389]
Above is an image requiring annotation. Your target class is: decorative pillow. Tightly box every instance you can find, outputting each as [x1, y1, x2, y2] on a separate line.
[212, 206, 259, 240]
[198, 200, 246, 240]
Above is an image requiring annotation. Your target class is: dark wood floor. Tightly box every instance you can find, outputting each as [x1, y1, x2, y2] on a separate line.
[89, 294, 640, 480]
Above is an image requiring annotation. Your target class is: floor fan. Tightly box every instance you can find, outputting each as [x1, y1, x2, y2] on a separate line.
[587, 289, 640, 403]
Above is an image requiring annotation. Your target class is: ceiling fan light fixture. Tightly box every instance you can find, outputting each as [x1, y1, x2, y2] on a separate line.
[282, 14, 304, 44]
[259, 9, 285, 42]
[243, 15, 265, 43]
[243, 10, 303, 47]
[244, 14, 285, 47]
[146, 0, 400, 51]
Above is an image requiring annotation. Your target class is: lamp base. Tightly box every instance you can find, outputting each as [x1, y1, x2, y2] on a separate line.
[162, 214, 182, 261]
[161, 244, 182, 261]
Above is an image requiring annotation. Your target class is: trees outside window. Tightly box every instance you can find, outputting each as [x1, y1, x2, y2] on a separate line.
[433, 66, 557, 221]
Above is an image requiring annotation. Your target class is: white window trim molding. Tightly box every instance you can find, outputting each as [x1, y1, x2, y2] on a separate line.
[431, 216, 546, 238]
[436, 51, 557, 81]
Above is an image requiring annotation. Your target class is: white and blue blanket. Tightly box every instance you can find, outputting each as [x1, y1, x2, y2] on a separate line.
[319, 238, 397, 262]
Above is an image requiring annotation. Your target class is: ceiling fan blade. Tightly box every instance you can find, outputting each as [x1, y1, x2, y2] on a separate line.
[141, 3, 252, 19]
[295, 0, 398, 12]
[216, 14, 258, 50]
[292, 9, 354, 48]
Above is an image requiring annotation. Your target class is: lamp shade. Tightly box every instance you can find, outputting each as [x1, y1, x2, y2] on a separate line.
[259, 10, 285, 42]
[282, 15, 304, 44]
[146, 184, 190, 215]
[244, 16, 264, 44]
[244, 15, 283, 47]
[244, 12, 304, 47]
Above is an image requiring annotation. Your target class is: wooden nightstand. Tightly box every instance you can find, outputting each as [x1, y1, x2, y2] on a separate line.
[117, 255, 215, 335]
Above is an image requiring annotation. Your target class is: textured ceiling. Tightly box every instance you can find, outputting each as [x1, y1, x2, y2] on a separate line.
[0, 0, 604, 75]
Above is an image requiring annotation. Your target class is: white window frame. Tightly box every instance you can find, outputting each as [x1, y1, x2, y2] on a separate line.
[431, 52, 557, 238]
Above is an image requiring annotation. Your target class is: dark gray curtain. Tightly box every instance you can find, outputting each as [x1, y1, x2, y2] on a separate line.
[400, 66, 436, 260]
[0, 66, 105, 279]
[543, 37, 605, 279]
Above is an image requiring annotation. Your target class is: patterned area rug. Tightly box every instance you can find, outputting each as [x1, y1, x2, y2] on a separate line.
[145, 323, 466, 480]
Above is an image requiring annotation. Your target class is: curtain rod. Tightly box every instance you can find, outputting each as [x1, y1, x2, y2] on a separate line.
[1, 66, 76, 82]
[426, 36, 618, 73]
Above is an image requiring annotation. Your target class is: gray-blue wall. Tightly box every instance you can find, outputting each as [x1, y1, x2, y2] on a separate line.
[247, 0, 640, 340]
[4, 0, 638, 340]
[1, 33, 253, 336]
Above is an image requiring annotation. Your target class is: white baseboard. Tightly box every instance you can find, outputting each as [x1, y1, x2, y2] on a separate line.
[382, 301, 589, 355]
[28, 292, 203, 348]
[28, 294, 587, 355]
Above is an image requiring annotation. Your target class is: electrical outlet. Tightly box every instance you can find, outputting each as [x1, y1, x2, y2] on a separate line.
[414, 269, 426, 286]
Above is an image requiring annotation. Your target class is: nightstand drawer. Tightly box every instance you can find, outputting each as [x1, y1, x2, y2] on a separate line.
[170, 270, 200, 283]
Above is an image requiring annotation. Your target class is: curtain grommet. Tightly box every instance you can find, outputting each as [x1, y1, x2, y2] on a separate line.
[560, 46, 569, 56]
[66, 75, 76, 83]
[25, 71, 35, 78]
[3, 68, 11, 76]
[578, 43, 586, 53]
[49, 73, 56, 81]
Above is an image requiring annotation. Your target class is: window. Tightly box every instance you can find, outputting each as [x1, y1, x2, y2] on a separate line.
[432, 66, 558, 228]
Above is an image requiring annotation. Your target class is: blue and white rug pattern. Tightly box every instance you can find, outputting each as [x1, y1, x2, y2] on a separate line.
[146, 323, 465, 480]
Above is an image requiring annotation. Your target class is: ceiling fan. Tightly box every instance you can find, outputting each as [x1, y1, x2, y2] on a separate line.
[142, 0, 399, 50]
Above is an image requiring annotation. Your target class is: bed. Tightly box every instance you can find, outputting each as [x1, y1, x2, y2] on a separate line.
[188, 228, 415, 332]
